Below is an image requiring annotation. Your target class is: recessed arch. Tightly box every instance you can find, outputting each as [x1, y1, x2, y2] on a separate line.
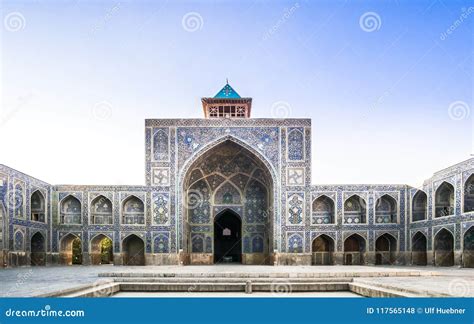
[59, 233, 82, 265]
[375, 233, 397, 265]
[30, 232, 45, 266]
[375, 195, 397, 223]
[411, 231, 427, 266]
[60, 195, 82, 224]
[90, 195, 113, 225]
[343, 234, 366, 265]
[30, 190, 46, 222]
[90, 234, 114, 265]
[311, 234, 334, 265]
[435, 182, 455, 217]
[464, 174, 474, 213]
[312, 195, 335, 224]
[182, 139, 274, 265]
[122, 195, 145, 225]
[434, 228, 454, 266]
[463, 225, 474, 268]
[412, 190, 427, 221]
[122, 234, 145, 265]
[344, 195, 366, 224]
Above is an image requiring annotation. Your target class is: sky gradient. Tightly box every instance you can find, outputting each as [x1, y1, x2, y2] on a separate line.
[0, 0, 472, 186]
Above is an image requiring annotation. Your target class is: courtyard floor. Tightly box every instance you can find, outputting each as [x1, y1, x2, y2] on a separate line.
[0, 265, 473, 297]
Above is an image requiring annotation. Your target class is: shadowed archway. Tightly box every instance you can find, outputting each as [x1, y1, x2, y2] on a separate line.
[30, 232, 46, 266]
[463, 226, 474, 268]
[411, 232, 427, 266]
[344, 234, 366, 265]
[91, 234, 114, 265]
[375, 233, 397, 265]
[311, 234, 334, 265]
[60, 234, 82, 265]
[182, 139, 274, 265]
[434, 228, 454, 266]
[122, 234, 145, 266]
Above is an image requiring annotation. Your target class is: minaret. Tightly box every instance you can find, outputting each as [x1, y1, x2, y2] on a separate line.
[201, 81, 252, 118]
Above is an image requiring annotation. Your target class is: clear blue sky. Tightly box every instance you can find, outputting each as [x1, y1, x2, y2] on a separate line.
[1, 0, 472, 186]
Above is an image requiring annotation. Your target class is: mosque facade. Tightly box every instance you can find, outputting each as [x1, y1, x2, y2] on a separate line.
[0, 83, 473, 268]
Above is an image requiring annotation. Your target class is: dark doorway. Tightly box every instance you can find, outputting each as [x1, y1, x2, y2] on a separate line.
[123, 234, 145, 266]
[30, 232, 46, 266]
[214, 210, 242, 263]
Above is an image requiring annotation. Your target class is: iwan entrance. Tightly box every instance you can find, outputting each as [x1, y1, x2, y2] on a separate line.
[214, 210, 242, 264]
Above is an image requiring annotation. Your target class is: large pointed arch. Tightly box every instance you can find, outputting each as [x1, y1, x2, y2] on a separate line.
[375, 195, 397, 223]
[30, 190, 46, 222]
[434, 228, 454, 266]
[311, 234, 334, 265]
[412, 190, 427, 221]
[375, 233, 397, 265]
[312, 195, 335, 224]
[343, 233, 366, 265]
[30, 232, 46, 266]
[344, 195, 367, 224]
[464, 174, 474, 213]
[435, 182, 455, 217]
[181, 137, 276, 265]
[411, 231, 427, 266]
[463, 225, 474, 268]
[122, 234, 145, 265]
[60, 195, 82, 224]
[90, 195, 113, 225]
[59, 233, 82, 265]
[121, 195, 145, 225]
